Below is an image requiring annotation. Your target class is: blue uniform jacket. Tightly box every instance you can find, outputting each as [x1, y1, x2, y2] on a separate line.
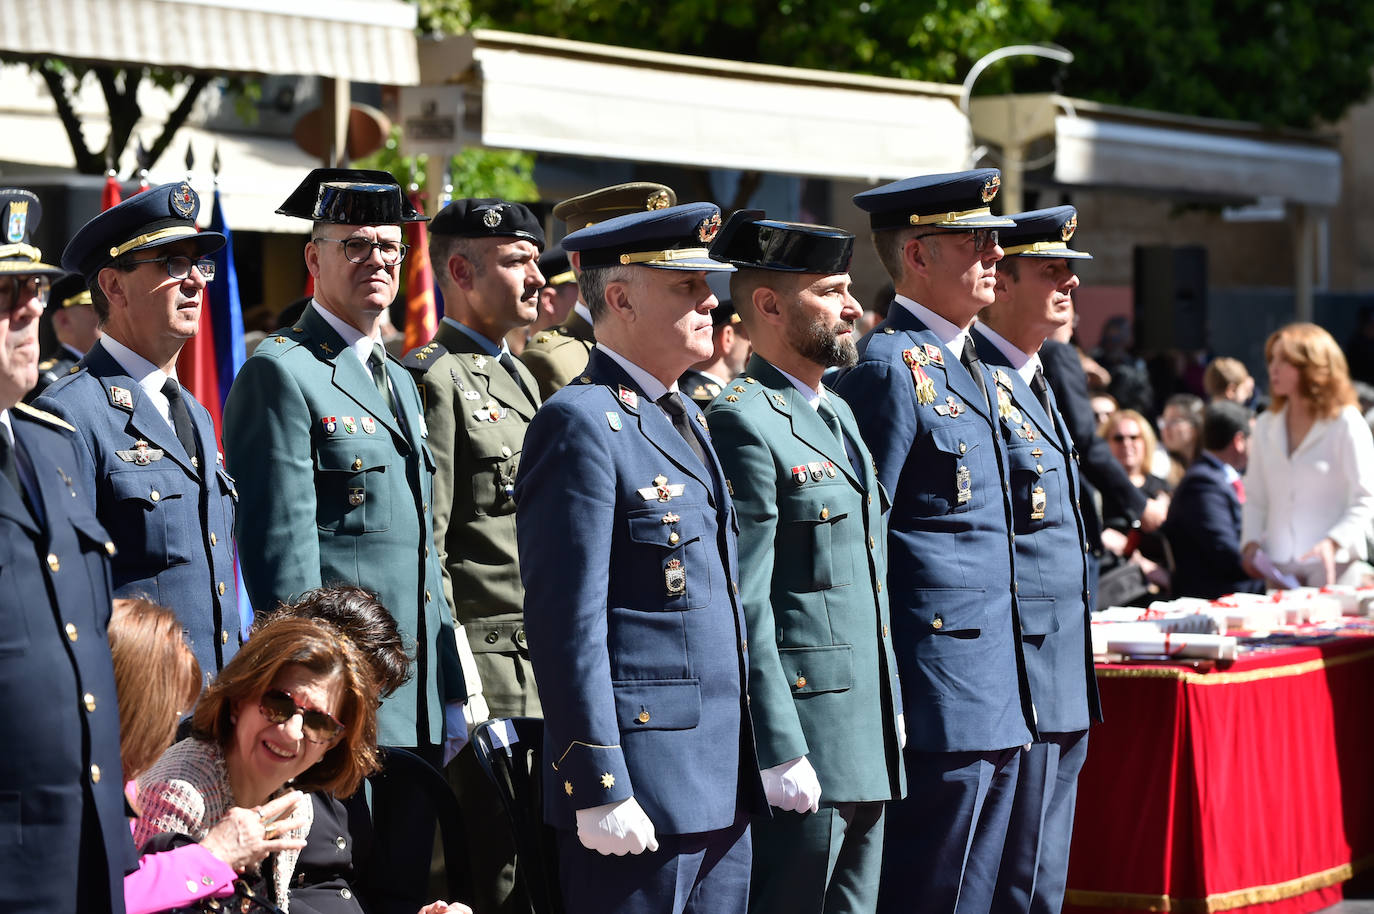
[973, 329, 1102, 734]
[222, 306, 463, 749]
[515, 349, 766, 834]
[0, 404, 134, 913]
[1164, 453, 1265, 600]
[833, 307, 1035, 752]
[37, 341, 240, 674]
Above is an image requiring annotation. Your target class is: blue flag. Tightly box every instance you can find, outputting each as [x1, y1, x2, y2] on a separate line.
[207, 189, 245, 409]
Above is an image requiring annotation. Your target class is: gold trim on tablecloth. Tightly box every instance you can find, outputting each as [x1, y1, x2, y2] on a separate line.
[1066, 854, 1373, 912]
[1095, 646, 1374, 686]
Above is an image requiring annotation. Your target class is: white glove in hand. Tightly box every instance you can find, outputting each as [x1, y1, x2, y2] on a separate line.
[575, 798, 659, 856]
[463, 693, 491, 729]
[761, 756, 822, 813]
[442, 699, 468, 766]
[898, 713, 907, 750]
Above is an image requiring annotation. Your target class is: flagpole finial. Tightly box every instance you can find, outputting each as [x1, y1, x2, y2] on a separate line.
[212, 145, 222, 181]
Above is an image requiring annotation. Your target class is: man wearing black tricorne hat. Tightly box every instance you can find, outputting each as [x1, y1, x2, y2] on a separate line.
[38, 181, 240, 677]
[222, 168, 471, 910]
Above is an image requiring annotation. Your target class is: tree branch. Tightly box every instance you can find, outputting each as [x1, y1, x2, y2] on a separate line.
[143, 74, 211, 173]
[37, 61, 102, 174]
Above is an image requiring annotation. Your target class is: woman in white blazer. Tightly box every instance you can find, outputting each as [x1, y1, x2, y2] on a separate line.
[1242, 323, 1374, 587]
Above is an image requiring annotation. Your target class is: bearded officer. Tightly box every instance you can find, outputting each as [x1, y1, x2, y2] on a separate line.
[520, 181, 676, 400]
[515, 202, 766, 914]
[833, 170, 1034, 914]
[705, 211, 905, 914]
[403, 197, 545, 914]
[973, 207, 1101, 914]
[0, 189, 133, 913]
[38, 183, 239, 676]
[222, 168, 468, 910]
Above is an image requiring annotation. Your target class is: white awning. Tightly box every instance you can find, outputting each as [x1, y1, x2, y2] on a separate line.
[407, 31, 972, 182]
[3, 0, 420, 85]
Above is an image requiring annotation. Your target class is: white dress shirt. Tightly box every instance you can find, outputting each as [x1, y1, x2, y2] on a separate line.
[99, 335, 177, 429]
[892, 294, 971, 362]
[1241, 404, 1374, 564]
[972, 322, 1041, 385]
[311, 299, 381, 369]
[595, 344, 676, 401]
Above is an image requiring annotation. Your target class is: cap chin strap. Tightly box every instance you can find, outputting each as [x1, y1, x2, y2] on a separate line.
[108, 225, 199, 259]
[1002, 241, 1070, 255]
[618, 247, 711, 266]
[909, 207, 992, 226]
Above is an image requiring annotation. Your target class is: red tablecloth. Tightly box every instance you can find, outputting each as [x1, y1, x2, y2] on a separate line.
[1065, 634, 1374, 914]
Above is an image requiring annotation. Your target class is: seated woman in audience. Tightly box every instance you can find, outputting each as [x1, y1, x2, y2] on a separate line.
[135, 616, 379, 911]
[1242, 322, 1374, 587]
[254, 586, 471, 914]
[1158, 393, 1204, 486]
[112, 597, 304, 914]
[1100, 409, 1173, 594]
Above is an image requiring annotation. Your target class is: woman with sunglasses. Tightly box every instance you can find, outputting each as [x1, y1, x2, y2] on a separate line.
[135, 616, 380, 911]
[1098, 408, 1173, 599]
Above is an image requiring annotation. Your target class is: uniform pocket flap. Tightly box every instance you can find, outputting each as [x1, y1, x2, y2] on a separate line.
[627, 505, 705, 548]
[613, 678, 702, 731]
[928, 423, 978, 458]
[1006, 445, 1046, 477]
[922, 599, 987, 635]
[778, 490, 851, 526]
[466, 425, 518, 461]
[1017, 596, 1060, 636]
[778, 644, 853, 694]
[315, 440, 388, 473]
[108, 469, 181, 507]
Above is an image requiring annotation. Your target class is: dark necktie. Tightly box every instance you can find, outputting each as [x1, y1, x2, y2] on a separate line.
[658, 392, 708, 468]
[959, 336, 989, 408]
[161, 379, 200, 463]
[0, 426, 19, 494]
[370, 343, 395, 417]
[1030, 365, 1053, 416]
[499, 350, 535, 404]
[817, 397, 862, 479]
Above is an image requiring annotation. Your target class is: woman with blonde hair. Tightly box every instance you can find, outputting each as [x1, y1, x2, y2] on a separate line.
[1099, 409, 1173, 596]
[1242, 322, 1374, 586]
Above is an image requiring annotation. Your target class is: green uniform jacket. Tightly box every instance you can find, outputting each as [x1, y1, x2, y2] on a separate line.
[223, 305, 463, 749]
[404, 321, 542, 717]
[519, 308, 594, 402]
[706, 356, 905, 804]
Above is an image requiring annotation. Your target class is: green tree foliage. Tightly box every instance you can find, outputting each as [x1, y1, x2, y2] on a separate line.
[356, 127, 538, 203]
[1025, 1, 1374, 128]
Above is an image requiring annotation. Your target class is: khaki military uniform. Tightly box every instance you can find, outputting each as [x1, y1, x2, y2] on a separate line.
[519, 308, 595, 402]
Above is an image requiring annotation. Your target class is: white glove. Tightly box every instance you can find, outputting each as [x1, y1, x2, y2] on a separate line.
[898, 713, 907, 750]
[442, 699, 468, 766]
[760, 756, 821, 813]
[575, 797, 659, 856]
[463, 693, 491, 729]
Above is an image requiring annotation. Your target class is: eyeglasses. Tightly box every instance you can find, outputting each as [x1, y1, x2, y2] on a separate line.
[258, 688, 345, 744]
[125, 255, 217, 281]
[913, 228, 1000, 253]
[1111, 433, 1143, 443]
[313, 237, 409, 266]
[0, 275, 50, 316]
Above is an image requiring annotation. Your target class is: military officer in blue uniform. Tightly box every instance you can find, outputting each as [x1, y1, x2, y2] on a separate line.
[971, 206, 1103, 914]
[705, 212, 905, 914]
[38, 182, 240, 675]
[833, 170, 1034, 914]
[0, 190, 134, 912]
[27, 271, 98, 401]
[516, 202, 766, 914]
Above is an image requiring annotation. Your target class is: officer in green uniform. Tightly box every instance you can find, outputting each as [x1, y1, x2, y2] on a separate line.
[520, 182, 676, 400]
[27, 272, 97, 401]
[222, 169, 468, 911]
[403, 198, 545, 914]
[705, 212, 905, 914]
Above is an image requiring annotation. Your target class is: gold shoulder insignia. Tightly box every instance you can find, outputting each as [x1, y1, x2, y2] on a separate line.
[14, 402, 75, 432]
[37, 358, 55, 370]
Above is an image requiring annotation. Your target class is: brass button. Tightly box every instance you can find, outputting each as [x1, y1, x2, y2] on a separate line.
[959, 443, 968, 454]
[1013, 581, 1019, 593]
[668, 532, 680, 545]
[334, 836, 347, 850]
[867, 495, 873, 505]
[352, 458, 363, 470]
[218, 582, 226, 596]
[210, 532, 218, 546]
[820, 507, 829, 520]
[485, 631, 499, 644]
[46, 553, 59, 572]
[1036, 464, 1044, 474]
[882, 624, 889, 637]
[150, 489, 160, 502]
[741, 638, 748, 651]
[794, 676, 807, 689]
[424, 546, 430, 557]
[425, 590, 432, 602]
[341, 888, 352, 900]
[65, 623, 78, 642]
[231, 489, 237, 498]
[501, 446, 512, 459]
[877, 582, 882, 593]
[90, 764, 101, 783]
[221, 630, 229, 645]
[423, 502, 429, 511]
[83, 692, 96, 712]
[932, 616, 944, 630]
[104, 541, 115, 556]
[637, 710, 650, 724]
[869, 536, 876, 549]
[516, 628, 527, 646]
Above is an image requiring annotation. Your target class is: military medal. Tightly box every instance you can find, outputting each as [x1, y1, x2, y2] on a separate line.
[1017, 423, 1037, 441]
[664, 558, 686, 596]
[618, 386, 638, 409]
[824, 461, 837, 478]
[923, 343, 945, 366]
[808, 461, 824, 482]
[348, 487, 364, 506]
[1031, 485, 1047, 521]
[472, 354, 488, 370]
[902, 349, 937, 406]
[935, 396, 964, 418]
[661, 512, 680, 525]
[637, 474, 685, 502]
[361, 416, 376, 434]
[791, 465, 808, 485]
[993, 368, 1013, 391]
[322, 416, 337, 434]
[606, 412, 623, 431]
[342, 416, 358, 434]
[956, 465, 972, 504]
[116, 440, 164, 465]
[109, 385, 134, 410]
[465, 389, 480, 400]
[997, 389, 1015, 420]
[696, 414, 708, 430]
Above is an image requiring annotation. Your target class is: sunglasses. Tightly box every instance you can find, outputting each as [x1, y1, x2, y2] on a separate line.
[1111, 433, 1143, 443]
[259, 688, 345, 744]
[913, 228, 1000, 252]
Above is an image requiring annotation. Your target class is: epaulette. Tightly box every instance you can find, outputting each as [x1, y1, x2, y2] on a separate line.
[715, 376, 760, 406]
[37, 358, 55, 371]
[14, 402, 75, 431]
[402, 340, 449, 369]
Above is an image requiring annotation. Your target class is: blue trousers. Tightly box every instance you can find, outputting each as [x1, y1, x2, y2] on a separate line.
[877, 748, 1021, 914]
[558, 814, 751, 914]
[991, 731, 1090, 914]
